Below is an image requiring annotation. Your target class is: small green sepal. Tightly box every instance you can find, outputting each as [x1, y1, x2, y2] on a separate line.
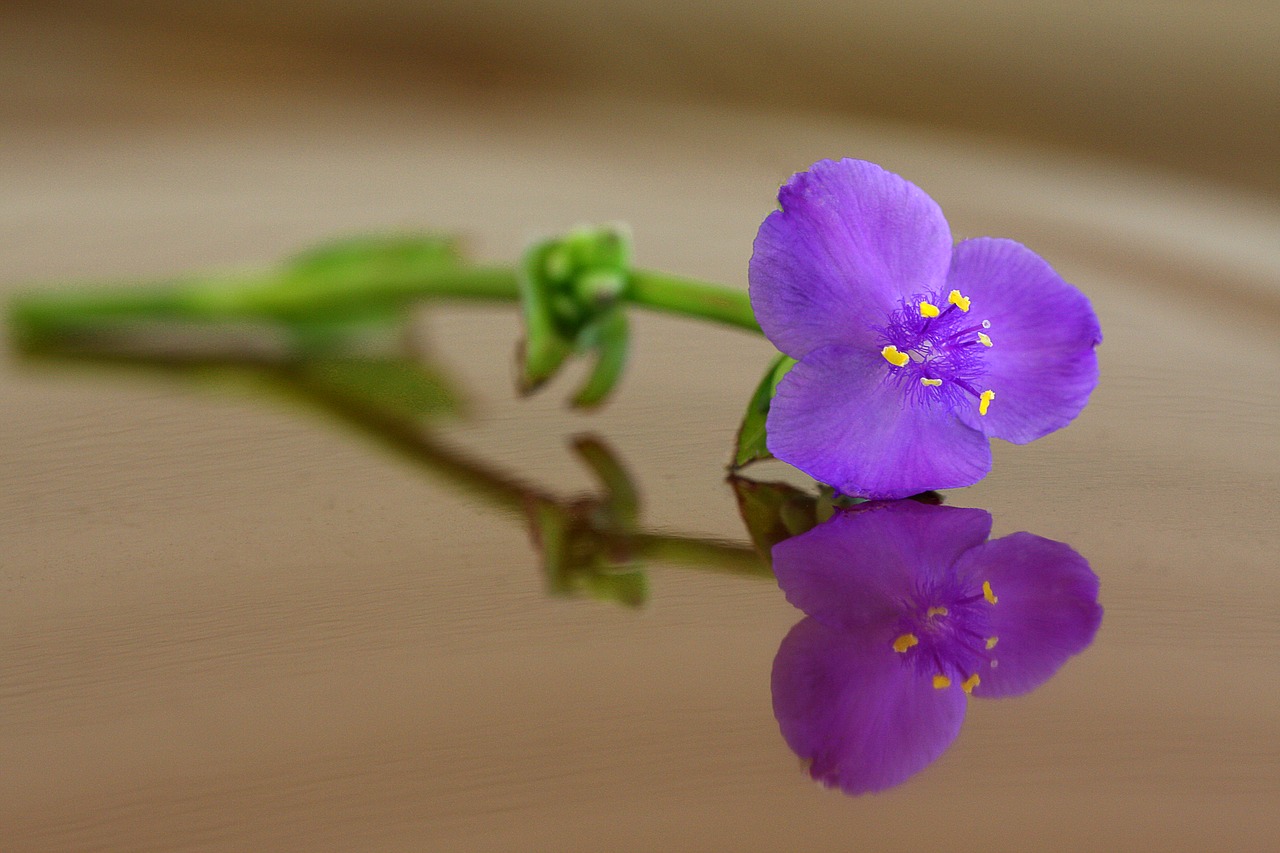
[731, 353, 797, 469]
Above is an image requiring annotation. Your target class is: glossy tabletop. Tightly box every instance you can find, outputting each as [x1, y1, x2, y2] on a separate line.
[3, 17, 1279, 852]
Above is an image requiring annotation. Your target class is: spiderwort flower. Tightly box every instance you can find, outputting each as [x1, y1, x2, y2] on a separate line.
[749, 159, 1101, 498]
[771, 500, 1101, 795]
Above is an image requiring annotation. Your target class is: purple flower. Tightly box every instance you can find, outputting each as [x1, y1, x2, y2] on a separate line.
[771, 500, 1101, 795]
[749, 159, 1101, 499]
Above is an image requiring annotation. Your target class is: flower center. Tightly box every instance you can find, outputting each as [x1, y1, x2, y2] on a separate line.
[890, 576, 999, 693]
[877, 289, 996, 416]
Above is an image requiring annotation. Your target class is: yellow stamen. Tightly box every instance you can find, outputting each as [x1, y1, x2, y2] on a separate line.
[982, 580, 998, 604]
[892, 633, 919, 653]
[978, 389, 995, 415]
[920, 378, 942, 387]
[961, 674, 981, 694]
[926, 606, 949, 618]
[932, 674, 951, 689]
[919, 301, 940, 318]
[977, 332, 993, 347]
[947, 290, 971, 312]
[881, 345, 910, 367]
[985, 636, 999, 650]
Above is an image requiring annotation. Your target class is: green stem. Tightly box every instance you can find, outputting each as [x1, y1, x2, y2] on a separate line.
[218, 266, 521, 316]
[629, 533, 771, 577]
[628, 270, 760, 332]
[8, 265, 762, 343]
[8, 266, 520, 340]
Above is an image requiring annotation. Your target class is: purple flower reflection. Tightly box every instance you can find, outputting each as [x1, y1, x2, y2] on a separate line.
[749, 158, 1101, 499]
[771, 501, 1101, 795]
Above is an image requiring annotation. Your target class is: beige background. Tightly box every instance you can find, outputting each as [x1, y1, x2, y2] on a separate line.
[2, 3, 1279, 851]
[8, 0, 1279, 195]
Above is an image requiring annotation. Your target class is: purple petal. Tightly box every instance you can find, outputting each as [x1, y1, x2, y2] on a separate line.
[953, 532, 1102, 698]
[773, 501, 993, 633]
[749, 159, 954, 359]
[766, 345, 992, 499]
[772, 616, 967, 795]
[946, 238, 1102, 444]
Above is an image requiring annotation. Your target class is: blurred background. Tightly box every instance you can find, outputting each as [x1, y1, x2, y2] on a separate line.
[4, 3, 1279, 851]
[6, 0, 1279, 195]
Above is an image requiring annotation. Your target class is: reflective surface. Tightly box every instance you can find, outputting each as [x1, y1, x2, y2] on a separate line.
[4, 30, 1280, 853]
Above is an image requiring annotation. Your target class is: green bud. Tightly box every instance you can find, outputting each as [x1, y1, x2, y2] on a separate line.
[573, 270, 627, 307]
[515, 225, 636, 406]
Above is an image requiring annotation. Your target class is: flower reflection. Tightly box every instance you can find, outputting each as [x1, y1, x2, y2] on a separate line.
[771, 500, 1101, 795]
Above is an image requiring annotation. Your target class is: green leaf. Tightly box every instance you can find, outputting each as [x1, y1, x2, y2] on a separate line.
[571, 435, 639, 524]
[524, 495, 649, 608]
[296, 357, 464, 422]
[731, 353, 797, 469]
[517, 240, 576, 391]
[571, 310, 629, 408]
[728, 475, 821, 563]
[580, 569, 648, 608]
[283, 234, 463, 280]
[258, 234, 468, 321]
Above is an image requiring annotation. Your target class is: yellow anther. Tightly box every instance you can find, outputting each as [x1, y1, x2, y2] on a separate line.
[926, 606, 949, 618]
[982, 580, 998, 604]
[920, 378, 942, 387]
[881, 345, 910, 367]
[985, 636, 999, 650]
[892, 633, 919, 653]
[977, 332, 993, 347]
[961, 674, 981, 694]
[932, 674, 952, 689]
[978, 389, 995, 416]
[947, 290, 971, 312]
[919, 301, 940, 318]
